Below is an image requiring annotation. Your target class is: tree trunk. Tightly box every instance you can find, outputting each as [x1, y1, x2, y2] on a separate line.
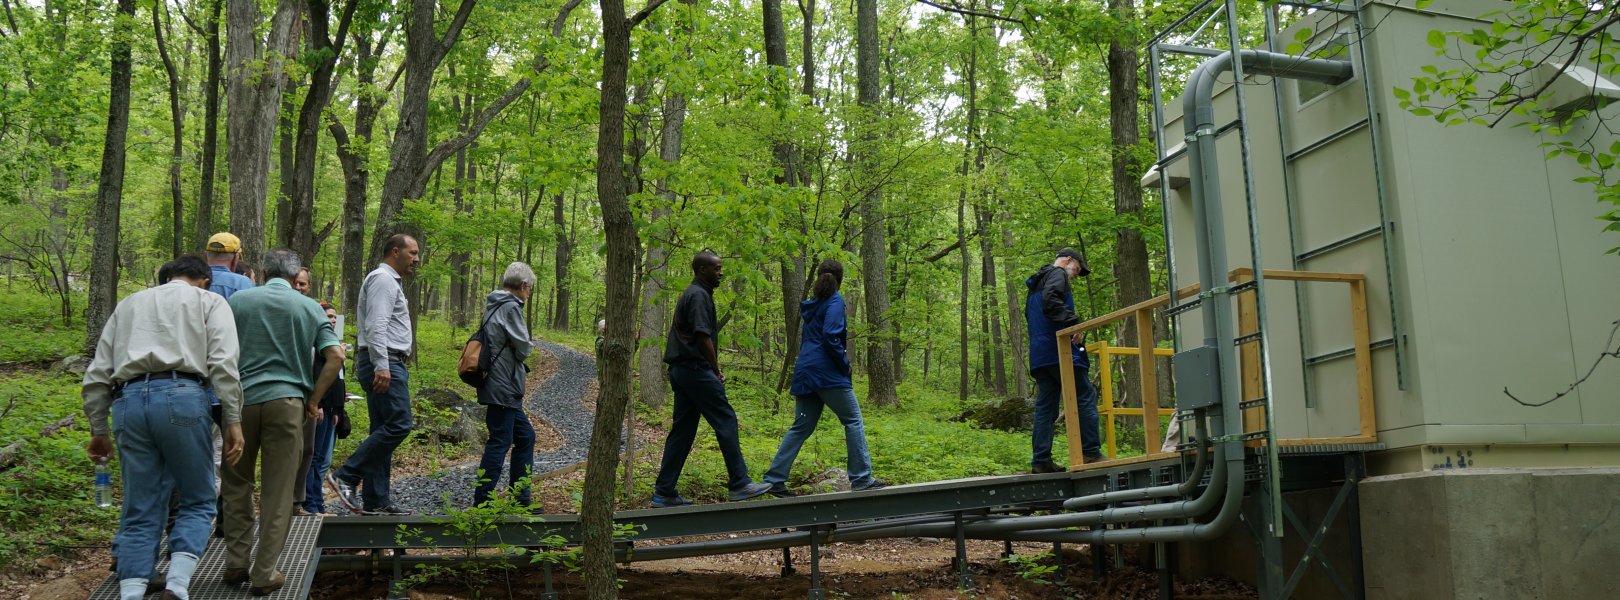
[583, 0, 654, 595]
[288, 0, 357, 263]
[194, 0, 222, 249]
[955, 10, 980, 403]
[154, 0, 185, 259]
[1109, 0, 1152, 410]
[332, 26, 391, 311]
[764, 0, 809, 394]
[448, 90, 474, 328]
[637, 86, 687, 410]
[1004, 222, 1027, 399]
[978, 208, 1005, 396]
[277, 71, 299, 249]
[855, 0, 896, 407]
[84, 0, 137, 354]
[551, 192, 571, 330]
[226, 0, 299, 266]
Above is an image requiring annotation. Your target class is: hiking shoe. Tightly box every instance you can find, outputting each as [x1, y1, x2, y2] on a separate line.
[222, 568, 250, 586]
[728, 482, 773, 501]
[325, 472, 361, 514]
[651, 494, 693, 508]
[852, 479, 890, 492]
[1082, 453, 1111, 464]
[767, 485, 798, 498]
[363, 504, 410, 516]
[1030, 462, 1063, 474]
[249, 571, 286, 596]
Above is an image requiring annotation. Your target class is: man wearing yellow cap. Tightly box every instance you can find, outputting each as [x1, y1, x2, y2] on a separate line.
[205, 233, 255, 300]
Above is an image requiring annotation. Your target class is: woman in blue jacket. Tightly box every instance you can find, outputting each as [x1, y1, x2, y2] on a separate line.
[763, 259, 887, 496]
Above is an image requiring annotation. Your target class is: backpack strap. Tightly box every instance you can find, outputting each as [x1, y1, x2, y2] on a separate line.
[478, 297, 521, 365]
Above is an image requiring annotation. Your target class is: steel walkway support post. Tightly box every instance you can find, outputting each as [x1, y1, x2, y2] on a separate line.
[1247, 481, 1285, 599]
[1159, 541, 1177, 600]
[807, 526, 825, 600]
[954, 512, 973, 591]
[541, 561, 559, 600]
[781, 528, 796, 577]
[1346, 454, 1367, 600]
[1051, 541, 1064, 581]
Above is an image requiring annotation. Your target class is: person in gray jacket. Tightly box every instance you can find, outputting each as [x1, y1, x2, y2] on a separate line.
[472, 262, 537, 508]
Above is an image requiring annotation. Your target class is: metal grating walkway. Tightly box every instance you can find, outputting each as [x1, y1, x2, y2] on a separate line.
[89, 515, 323, 600]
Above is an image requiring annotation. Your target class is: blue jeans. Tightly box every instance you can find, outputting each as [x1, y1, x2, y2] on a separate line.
[654, 364, 754, 498]
[302, 412, 338, 513]
[1031, 363, 1100, 467]
[334, 353, 412, 510]
[110, 378, 216, 582]
[473, 404, 536, 505]
[763, 388, 875, 489]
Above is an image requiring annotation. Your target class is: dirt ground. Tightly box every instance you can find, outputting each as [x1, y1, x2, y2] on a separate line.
[307, 538, 1256, 600]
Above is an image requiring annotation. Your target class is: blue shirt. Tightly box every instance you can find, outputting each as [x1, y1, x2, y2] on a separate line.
[208, 264, 256, 300]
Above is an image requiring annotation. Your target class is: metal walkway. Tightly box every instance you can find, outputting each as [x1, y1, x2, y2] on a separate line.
[89, 516, 323, 600]
[84, 443, 1377, 599]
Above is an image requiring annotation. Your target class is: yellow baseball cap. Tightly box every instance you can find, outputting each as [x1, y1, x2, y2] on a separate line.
[207, 232, 241, 253]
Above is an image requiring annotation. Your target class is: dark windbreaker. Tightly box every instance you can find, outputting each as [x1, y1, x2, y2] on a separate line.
[1024, 265, 1086, 372]
[475, 290, 532, 408]
[790, 292, 853, 396]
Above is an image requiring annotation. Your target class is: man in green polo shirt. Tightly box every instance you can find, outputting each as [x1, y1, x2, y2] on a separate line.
[219, 249, 343, 595]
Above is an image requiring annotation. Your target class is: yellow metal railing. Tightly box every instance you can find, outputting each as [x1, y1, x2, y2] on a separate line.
[1057, 268, 1381, 471]
[1087, 341, 1175, 458]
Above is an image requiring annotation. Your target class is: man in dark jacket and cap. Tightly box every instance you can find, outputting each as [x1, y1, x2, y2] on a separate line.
[1024, 248, 1104, 472]
[472, 262, 537, 508]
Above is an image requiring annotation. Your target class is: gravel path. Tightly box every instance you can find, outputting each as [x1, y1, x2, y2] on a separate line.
[390, 340, 607, 513]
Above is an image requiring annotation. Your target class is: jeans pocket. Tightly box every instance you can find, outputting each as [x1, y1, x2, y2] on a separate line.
[167, 385, 207, 428]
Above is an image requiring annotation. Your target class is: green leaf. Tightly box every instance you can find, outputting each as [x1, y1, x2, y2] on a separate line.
[1427, 30, 1446, 49]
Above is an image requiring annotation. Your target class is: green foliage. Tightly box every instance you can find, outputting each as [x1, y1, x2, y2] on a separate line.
[1000, 549, 1060, 586]
[391, 480, 583, 596]
[0, 291, 86, 363]
[1396, 1, 1620, 248]
[0, 372, 118, 568]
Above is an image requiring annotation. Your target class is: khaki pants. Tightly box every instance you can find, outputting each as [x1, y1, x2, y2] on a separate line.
[220, 397, 304, 586]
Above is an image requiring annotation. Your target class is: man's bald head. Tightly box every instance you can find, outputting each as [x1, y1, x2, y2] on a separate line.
[692, 250, 721, 272]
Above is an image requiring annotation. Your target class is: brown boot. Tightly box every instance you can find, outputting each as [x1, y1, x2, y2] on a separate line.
[223, 568, 250, 586]
[249, 571, 286, 596]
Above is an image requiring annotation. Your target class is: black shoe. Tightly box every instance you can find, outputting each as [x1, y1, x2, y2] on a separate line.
[853, 479, 889, 492]
[363, 504, 410, 516]
[767, 485, 798, 498]
[147, 575, 166, 595]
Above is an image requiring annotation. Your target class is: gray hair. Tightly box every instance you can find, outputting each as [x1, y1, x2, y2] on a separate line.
[501, 262, 536, 291]
[263, 248, 302, 281]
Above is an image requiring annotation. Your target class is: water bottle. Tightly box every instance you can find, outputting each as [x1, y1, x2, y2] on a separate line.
[94, 458, 112, 508]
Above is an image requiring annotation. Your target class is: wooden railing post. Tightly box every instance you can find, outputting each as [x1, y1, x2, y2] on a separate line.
[1136, 308, 1160, 455]
[1060, 337, 1084, 469]
[1349, 279, 1375, 439]
[1236, 270, 1266, 442]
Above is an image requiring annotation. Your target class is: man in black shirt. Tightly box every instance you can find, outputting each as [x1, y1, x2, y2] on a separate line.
[652, 251, 772, 507]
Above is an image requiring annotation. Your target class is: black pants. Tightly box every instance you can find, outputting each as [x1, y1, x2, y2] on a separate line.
[653, 364, 753, 498]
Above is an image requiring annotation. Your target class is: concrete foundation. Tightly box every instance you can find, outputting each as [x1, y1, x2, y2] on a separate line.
[1360, 467, 1620, 599]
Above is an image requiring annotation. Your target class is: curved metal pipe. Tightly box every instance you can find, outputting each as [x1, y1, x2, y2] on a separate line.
[1060, 417, 1210, 511]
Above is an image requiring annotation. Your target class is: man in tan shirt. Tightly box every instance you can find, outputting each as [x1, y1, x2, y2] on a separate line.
[84, 255, 244, 600]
